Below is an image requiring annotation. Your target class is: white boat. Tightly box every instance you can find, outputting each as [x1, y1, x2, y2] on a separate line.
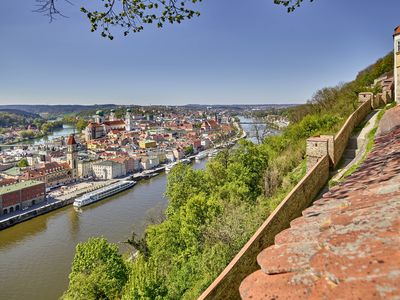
[143, 172, 159, 179]
[165, 159, 191, 173]
[165, 162, 177, 173]
[73, 180, 136, 208]
[181, 158, 191, 164]
[195, 151, 208, 161]
[208, 149, 219, 158]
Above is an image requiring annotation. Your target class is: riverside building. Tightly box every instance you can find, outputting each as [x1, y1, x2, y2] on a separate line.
[0, 180, 45, 215]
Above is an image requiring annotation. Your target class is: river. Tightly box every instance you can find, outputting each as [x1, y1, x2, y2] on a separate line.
[238, 116, 279, 144]
[0, 160, 208, 300]
[16, 124, 76, 145]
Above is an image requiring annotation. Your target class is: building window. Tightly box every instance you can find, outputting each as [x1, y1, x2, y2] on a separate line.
[398, 41, 400, 53]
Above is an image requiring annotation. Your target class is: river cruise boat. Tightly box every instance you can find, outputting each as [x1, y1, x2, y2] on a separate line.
[195, 151, 208, 161]
[73, 180, 136, 208]
[208, 149, 219, 158]
[165, 159, 191, 173]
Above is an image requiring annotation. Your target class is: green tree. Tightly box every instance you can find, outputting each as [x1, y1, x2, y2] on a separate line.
[35, 0, 314, 39]
[40, 121, 63, 134]
[164, 163, 208, 216]
[122, 255, 168, 300]
[184, 145, 194, 155]
[76, 118, 88, 131]
[273, 0, 314, 12]
[17, 158, 29, 168]
[19, 130, 35, 139]
[63, 237, 128, 300]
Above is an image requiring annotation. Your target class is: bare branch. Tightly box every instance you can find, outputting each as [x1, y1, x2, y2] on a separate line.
[33, 0, 72, 22]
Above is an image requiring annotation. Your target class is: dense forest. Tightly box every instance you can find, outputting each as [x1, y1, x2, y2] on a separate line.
[0, 110, 41, 127]
[63, 52, 394, 300]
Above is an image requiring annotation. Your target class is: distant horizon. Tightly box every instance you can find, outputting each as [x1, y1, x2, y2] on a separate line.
[0, 103, 299, 107]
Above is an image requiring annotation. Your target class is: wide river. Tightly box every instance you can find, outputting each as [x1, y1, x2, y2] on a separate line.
[0, 119, 265, 300]
[0, 158, 207, 300]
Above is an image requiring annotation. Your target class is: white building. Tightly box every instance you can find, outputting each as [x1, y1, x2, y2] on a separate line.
[140, 156, 159, 170]
[109, 109, 116, 121]
[165, 151, 175, 162]
[92, 160, 126, 180]
[125, 109, 133, 131]
[201, 138, 212, 149]
[77, 159, 100, 178]
[394, 26, 400, 103]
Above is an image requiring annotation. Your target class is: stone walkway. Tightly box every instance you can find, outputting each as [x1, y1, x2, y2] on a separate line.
[239, 106, 400, 299]
[331, 109, 380, 181]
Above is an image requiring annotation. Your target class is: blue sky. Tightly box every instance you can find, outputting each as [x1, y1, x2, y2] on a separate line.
[0, 0, 399, 105]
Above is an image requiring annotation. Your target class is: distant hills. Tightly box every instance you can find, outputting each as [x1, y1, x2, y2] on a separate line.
[0, 104, 119, 115]
[0, 104, 296, 112]
[0, 109, 43, 128]
[0, 109, 41, 119]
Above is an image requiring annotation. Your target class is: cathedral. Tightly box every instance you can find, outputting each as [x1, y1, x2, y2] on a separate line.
[84, 109, 134, 141]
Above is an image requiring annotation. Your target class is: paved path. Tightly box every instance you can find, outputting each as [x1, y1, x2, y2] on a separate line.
[0, 197, 58, 222]
[332, 109, 380, 181]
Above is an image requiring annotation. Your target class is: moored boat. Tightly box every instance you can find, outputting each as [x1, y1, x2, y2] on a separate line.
[73, 180, 136, 208]
[208, 149, 219, 158]
[195, 151, 208, 161]
[165, 159, 191, 173]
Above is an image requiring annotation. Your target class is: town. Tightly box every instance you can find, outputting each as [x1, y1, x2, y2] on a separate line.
[0, 107, 244, 223]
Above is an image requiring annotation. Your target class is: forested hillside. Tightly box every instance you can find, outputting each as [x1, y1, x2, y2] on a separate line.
[0, 110, 41, 127]
[0, 104, 118, 115]
[63, 52, 394, 300]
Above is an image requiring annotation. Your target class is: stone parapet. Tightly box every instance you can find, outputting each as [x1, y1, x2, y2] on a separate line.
[333, 99, 372, 167]
[306, 95, 377, 171]
[358, 92, 373, 104]
[306, 137, 329, 172]
[199, 156, 330, 300]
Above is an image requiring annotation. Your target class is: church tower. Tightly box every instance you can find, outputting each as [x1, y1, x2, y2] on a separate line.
[109, 109, 116, 121]
[394, 26, 400, 103]
[125, 108, 133, 131]
[67, 134, 78, 177]
[95, 110, 105, 124]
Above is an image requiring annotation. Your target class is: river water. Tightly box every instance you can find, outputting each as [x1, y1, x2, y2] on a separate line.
[16, 124, 76, 145]
[0, 160, 207, 300]
[238, 116, 279, 144]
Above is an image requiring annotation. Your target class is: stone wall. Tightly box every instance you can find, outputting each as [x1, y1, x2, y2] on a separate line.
[306, 137, 329, 171]
[200, 91, 390, 299]
[305, 98, 373, 171]
[333, 99, 372, 167]
[199, 155, 330, 300]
